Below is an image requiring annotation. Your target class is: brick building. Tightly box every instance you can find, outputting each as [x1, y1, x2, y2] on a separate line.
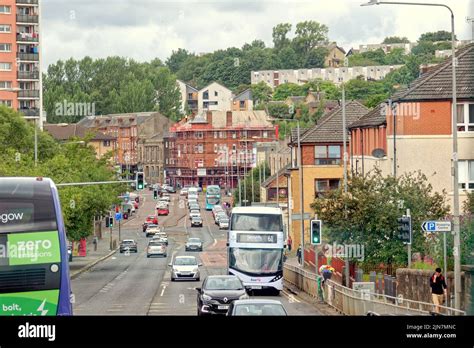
[165, 110, 276, 188]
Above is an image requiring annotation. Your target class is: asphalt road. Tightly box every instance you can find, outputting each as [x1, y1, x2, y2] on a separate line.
[72, 191, 323, 316]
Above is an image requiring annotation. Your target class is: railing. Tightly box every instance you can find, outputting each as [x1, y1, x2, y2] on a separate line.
[18, 71, 39, 80]
[16, 33, 39, 42]
[16, 15, 39, 23]
[18, 90, 39, 98]
[19, 108, 39, 116]
[17, 0, 39, 4]
[17, 53, 39, 61]
[283, 263, 466, 316]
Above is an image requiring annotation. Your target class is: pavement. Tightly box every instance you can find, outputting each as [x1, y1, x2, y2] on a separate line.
[70, 191, 329, 316]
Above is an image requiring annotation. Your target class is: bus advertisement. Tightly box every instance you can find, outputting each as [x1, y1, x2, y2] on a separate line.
[205, 185, 221, 210]
[0, 177, 73, 316]
[227, 206, 284, 294]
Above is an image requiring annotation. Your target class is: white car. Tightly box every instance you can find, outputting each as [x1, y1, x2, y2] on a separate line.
[218, 218, 229, 229]
[190, 211, 201, 220]
[169, 256, 202, 281]
[146, 226, 160, 237]
[159, 196, 171, 202]
[156, 201, 169, 209]
[215, 212, 227, 224]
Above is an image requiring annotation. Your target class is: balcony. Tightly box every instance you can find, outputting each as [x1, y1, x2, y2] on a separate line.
[16, 0, 39, 4]
[16, 33, 39, 43]
[19, 108, 39, 116]
[17, 53, 39, 61]
[18, 90, 39, 98]
[18, 71, 39, 80]
[16, 14, 39, 24]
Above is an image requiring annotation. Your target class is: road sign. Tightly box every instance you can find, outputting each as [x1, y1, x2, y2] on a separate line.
[115, 212, 122, 221]
[292, 213, 311, 220]
[421, 221, 452, 232]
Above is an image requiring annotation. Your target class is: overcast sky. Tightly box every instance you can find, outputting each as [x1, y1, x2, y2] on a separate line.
[41, 0, 473, 69]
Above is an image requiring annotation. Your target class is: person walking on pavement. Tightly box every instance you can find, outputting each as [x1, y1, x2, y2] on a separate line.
[296, 245, 302, 265]
[430, 267, 447, 314]
[287, 235, 292, 251]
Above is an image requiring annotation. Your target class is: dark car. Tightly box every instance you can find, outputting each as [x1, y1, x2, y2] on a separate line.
[119, 239, 138, 253]
[196, 275, 248, 316]
[226, 299, 288, 316]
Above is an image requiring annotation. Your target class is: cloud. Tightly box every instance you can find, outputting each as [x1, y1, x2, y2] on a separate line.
[41, 0, 473, 69]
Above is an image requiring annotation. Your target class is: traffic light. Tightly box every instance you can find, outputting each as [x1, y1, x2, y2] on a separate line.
[397, 215, 412, 244]
[106, 216, 114, 228]
[310, 220, 322, 245]
[136, 172, 144, 191]
[153, 189, 158, 200]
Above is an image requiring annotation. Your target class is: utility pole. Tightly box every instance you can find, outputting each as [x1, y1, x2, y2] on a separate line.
[392, 99, 397, 178]
[407, 208, 412, 268]
[276, 141, 279, 207]
[342, 75, 350, 287]
[109, 215, 113, 251]
[468, 17, 474, 42]
[34, 117, 38, 167]
[297, 122, 304, 267]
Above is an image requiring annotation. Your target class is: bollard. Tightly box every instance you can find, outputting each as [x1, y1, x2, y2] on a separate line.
[370, 271, 376, 284]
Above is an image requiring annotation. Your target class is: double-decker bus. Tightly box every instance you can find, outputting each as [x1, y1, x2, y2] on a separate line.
[205, 185, 221, 210]
[0, 177, 73, 316]
[228, 206, 284, 295]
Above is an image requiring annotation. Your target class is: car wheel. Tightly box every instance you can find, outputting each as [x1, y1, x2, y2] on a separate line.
[147, 255, 150, 258]
[164, 254, 167, 257]
[196, 277, 200, 281]
[171, 277, 175, 281]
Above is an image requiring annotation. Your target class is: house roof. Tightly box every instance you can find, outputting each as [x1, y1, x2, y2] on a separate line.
[286, 96, 305, 104]
[43, 123, 115, 141]
[261, 164, 291, 188]
[198, 81, 232, 93]
[393, 43, 474, 101]
[298, 101, 370, 143]
[210, 111, 272, 128]
[234, 88, 252, 100]
[289, 127, 310, 144]
[348, 103, 386, 129]
[77, 112, 164, 128]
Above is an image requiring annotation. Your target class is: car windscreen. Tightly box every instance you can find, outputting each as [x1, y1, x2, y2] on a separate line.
[188, 238, 201, 243]
[234, 304, 286, 316]
[204, 277, 243, 290]
[174, 258, 197, 265]
[230, 213, 282, 232]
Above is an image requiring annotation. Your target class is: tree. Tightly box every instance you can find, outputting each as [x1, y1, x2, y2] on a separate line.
[382, 36, 410, 44]
[250, 81, 273, 105]
[266, 102, 293, 119]
[304, 47, 328, 68]
[344, 78, 388, 103]
[412, 41, 436, 57]
[292, 21, 329, 56]
[276, 46, 300, 69]
[311, 170, 449, 266]
[302, 79, 341, 100]
[166, 48, 194, 73]
[243, 39, 266, 50]
[273, 83, 305, 101]
[419, 30, 454, 42]
[233, 163, 270, 205]
[272, 23, 292, 51]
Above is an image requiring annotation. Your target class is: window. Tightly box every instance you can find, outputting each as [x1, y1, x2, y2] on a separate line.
[0, 100, 12, 107]
[315, 179, 340, 198]
[214, 144, 218, 153]
[214, 131, 218, 139]
[214, 91, 218, 97]
[0, 62, 11, 71]
[240, 100, 245, 109]
[0, 43, 11, 52]
[459, 160, 474, 190]
[187, 93, 193, 100]
[457, 104, 474, 132]
[315, 145, 341, 165]
[232, 144, 237, 152]
[195, 131, 203, 139]
[0, 25, 11, 33]
[0, 6, 11, 14]
[197, 144, 203, 153]
[219, 131, 226, 139]
[0, 81, 12, 89]
[232, 131, 236, 139]
[263, 131, 268, 138]
[103, 140, 111, 147]
[203, 91, 209, 99]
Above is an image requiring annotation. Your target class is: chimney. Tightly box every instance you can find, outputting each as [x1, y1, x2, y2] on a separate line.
[226, 111, 233, 127]
[206, 111, 212, 125]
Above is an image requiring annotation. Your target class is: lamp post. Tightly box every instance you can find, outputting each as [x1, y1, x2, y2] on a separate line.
[361, 0, 461, 311]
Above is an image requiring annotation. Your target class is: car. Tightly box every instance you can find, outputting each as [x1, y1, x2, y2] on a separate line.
[156, 201, 169, 209]
[188, 194, 198, 202]
[226, 299, 288, 316]
[187, 198, 198, 205]
[196, 275, 248, 316]
[215, 212, 227, 224]
[218, 217, 229, 230]
[189, 204, 200, 211]
[159, 196, 171, 203]
[154, 232, 168, 245]
[189, 211, 201, 220]
[147, 240, 167, 258]
[212, 205, 224, 218]
[157, 207, 169, 216]
[168, 256, 202, 281]
[120, 239, 138, 253]
[163, 185, 176, 193]
[180, 188, 188, 196]
[185, 237, 203, 251]
[145, 226, 160, 237]
[191, 216, 203, 227]
[144, 223, 158, 233]
[146, 215, 158, 225]
[67, 244, 73, 262]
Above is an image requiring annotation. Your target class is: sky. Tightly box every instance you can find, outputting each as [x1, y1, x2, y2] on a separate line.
[41, 0, 473, 69]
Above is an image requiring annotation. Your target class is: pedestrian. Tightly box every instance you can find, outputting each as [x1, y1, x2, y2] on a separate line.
[296, 245, 302, 265]
[93, 236, 98, 252]
[287, 235, 292, 251]
[430, 267, 447, 313]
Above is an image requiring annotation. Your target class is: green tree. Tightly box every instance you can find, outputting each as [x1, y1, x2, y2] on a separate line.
[272, 23, 292, 51]
[382, 36, 410, 44]
[166, 48, 194, 73]
[311, 170, 449, 266]
[233, 163, 270, 205]
[292, 21, 329, 56]
[419, 30, 454, 42]
[276, 46, 301, 69]
[250, 81, 273, 105]
[304, 47, 328, 68]
[273, 83, 305, 101]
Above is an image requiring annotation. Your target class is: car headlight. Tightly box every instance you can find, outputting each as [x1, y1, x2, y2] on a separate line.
[192, 267, 199, 273]
[239, 294, 249, 300]
[202, 294, 212, 301]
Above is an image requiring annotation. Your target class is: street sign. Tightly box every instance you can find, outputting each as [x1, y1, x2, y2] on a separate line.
[421, 220, 452, 232]
[115, 212, 122, 221]
[292, 213, 311, 220]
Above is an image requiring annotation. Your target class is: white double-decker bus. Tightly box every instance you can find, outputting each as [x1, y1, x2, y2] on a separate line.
[228, 206, 284, 295]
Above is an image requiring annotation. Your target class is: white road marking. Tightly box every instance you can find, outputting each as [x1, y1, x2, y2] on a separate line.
[160, 286, 166, 297]
[282, 290, 301, 303]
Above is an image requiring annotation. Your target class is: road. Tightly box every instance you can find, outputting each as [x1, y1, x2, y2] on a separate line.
[71, 191, 322, 315]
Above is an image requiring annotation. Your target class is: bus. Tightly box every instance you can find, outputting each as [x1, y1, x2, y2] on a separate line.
[227, 206, 284, 294]
[0, 177, 73, 316]
[205, 185, 221, 210]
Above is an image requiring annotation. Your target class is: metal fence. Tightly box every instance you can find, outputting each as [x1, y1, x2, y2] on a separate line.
[283, 263, 466, 316]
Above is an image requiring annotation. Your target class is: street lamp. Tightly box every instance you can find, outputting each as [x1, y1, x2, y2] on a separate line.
[361, 0, 461, 311]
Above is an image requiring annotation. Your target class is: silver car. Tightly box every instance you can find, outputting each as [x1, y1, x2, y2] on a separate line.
[147, 241, 167, 258]
[169, 256, 202, 281]
[185, 237, 203, 251]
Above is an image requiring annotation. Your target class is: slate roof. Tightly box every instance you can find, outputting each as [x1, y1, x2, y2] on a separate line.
[348, 103, 386, 129]
[261, 164, 291, 188]
[44, 123, 115, 141]
[393, 43, 474, 101]
[298, 101, 369, 143]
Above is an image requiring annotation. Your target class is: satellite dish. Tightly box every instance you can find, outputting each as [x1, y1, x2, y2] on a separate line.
[372, 148, 386, 158]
